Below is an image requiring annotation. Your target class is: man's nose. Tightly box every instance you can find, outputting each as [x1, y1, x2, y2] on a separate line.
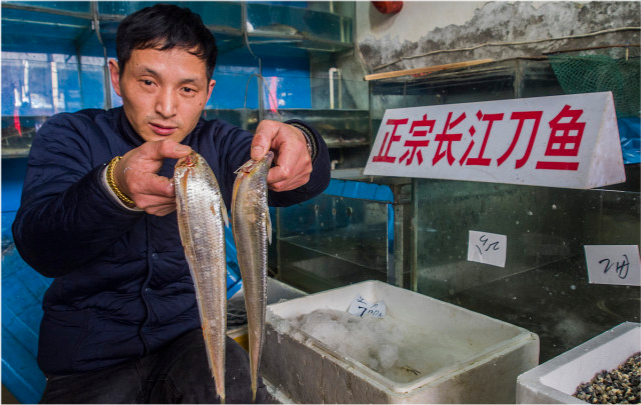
[155, 88, 177, 118]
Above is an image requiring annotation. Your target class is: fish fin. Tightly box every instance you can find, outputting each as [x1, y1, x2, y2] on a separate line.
[266, 208, 272, 245]
[221, 201, 230, 228]
[208, 200, 230, 229]
[231, 173, 242, 213]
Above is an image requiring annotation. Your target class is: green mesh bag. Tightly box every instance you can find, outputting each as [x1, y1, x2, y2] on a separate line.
[548, 48, 640, 118]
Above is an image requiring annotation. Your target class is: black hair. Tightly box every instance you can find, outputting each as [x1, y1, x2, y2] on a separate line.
[116, 3, 218, 79]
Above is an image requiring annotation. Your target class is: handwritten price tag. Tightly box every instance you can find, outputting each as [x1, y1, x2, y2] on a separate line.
[584, 245, 641, 286]
[467, 230, 507, 268]
[347, 294, 387, 318]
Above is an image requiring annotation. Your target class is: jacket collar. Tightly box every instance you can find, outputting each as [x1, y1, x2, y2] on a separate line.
[116, 107, 145, 147]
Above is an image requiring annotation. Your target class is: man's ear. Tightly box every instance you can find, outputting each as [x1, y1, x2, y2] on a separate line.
[108, 59, 122, 97]
[206, 79, 216, 102]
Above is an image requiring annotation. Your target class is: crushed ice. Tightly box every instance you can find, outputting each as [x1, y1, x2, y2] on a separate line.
[272, 308, 463, 383]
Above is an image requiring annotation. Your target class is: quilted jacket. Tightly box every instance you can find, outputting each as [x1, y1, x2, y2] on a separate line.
[12, 107, 330, 374]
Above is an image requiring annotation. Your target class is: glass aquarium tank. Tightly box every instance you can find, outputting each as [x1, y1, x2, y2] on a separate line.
[1, 53, 108, 157]
[368, 56, 640, 363]
[1, 1, 363, 159]
[276, 173, 412, 293]
[411, 178, 640, 363]
[203, 72, 371, 169]
[369, 58, 566, 133]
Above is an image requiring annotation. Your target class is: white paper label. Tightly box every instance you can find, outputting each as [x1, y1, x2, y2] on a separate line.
[467, 231, 507, 268]
[584, 245, 641, 286]
[347, 294, 387, 318]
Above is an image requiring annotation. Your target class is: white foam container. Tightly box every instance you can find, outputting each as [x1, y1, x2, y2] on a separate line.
[262, 280, 539, 403]
[517, 322, 641, 404]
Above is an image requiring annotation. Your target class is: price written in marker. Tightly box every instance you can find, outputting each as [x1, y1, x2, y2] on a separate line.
[584, 245, 641, 286]
[467, 230, 507, 268]
[347, 294, 387, 318]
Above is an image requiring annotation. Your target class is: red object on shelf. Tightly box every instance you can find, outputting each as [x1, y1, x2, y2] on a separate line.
[372, 1, 403, 14]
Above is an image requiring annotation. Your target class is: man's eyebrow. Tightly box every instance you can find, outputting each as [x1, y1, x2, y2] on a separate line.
[179, 77, 200, 85]
[134, 66, 202, 85]
[134, 66, 160, 77]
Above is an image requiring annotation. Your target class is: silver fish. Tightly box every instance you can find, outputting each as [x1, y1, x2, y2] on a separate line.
[231, 151, 274, 403]
[175, 151, 229, 404]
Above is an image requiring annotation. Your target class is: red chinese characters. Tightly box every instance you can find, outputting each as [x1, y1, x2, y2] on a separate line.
[399, 114, 435, 166]
[461, 111, 504, 166]
[372, 118, 407, 163]
[535, 105, 585, 171]
[372, 104, 586, 171]
[497, 111, 542, 169]
[432, 112, 465, 166]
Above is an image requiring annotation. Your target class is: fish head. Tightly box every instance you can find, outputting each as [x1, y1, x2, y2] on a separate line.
[174, 151, 205, 192]
[232, 151, 274, 205]
[235, 151, 275, 176]
[176, 151, 201, 169]
[263, 150, 275, 167]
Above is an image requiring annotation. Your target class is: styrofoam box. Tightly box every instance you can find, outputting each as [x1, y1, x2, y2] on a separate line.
[517, 322, 641, 404]
[261, 280, 539, 403]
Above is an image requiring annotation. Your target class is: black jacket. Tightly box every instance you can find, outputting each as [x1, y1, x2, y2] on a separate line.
[12, 107, 330, 374]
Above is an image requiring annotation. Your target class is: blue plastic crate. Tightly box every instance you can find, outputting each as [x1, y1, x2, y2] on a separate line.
[2, 211, 52, 404]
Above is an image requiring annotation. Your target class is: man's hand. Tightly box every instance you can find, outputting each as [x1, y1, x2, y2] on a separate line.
[251, 120, 312, 192]
[113, 139, 192, 216]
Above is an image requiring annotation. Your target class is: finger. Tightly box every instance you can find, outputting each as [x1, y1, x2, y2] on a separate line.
[131, 187, 176, 211]
[153, 206, 177, 217]
[137, 173, 176, 198]
[142, 202, 177, 217]
[268, 173, 310, 192]
[267, 147, 311, 186]
[266, 141, 303, 184]
[267, 164, 311, 192]
[117, 141, 188, 200]
[251, 121, 279, 160]
[139, 139, 192, 161]
[266, 164, 292, 186]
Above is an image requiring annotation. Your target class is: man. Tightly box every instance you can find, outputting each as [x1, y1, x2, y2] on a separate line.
[12, 4, 330, 404]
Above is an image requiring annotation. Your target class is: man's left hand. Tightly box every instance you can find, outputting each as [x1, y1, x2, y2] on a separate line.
[251, 120, 312, 192]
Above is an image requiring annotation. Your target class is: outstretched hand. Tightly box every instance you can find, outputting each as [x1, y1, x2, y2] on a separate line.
[250, 120, 312, 192]
[113, 139, 192, 216]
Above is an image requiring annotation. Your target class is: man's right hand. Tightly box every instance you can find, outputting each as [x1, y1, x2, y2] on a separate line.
[113, 139, 192, 216]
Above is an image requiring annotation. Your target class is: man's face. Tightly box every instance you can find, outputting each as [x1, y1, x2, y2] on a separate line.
[109, 47, 215, 143]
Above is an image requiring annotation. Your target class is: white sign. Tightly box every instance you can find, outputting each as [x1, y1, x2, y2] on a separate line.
[584, 245, 641, 286]
[364, 92, 625, 189]
[347, 294, 387, 318]
[467, 231, 507, 268]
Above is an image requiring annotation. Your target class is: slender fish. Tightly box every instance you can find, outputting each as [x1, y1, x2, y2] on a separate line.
[175, 151, 229, 404]
[231, 151, 274, 402]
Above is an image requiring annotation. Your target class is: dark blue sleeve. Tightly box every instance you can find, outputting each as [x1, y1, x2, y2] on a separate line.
[267, 119, 330, 207]
[11, 113, 144, 278]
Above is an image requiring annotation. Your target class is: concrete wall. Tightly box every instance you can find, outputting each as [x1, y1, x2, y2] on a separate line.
[355, 1, 640, 74]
